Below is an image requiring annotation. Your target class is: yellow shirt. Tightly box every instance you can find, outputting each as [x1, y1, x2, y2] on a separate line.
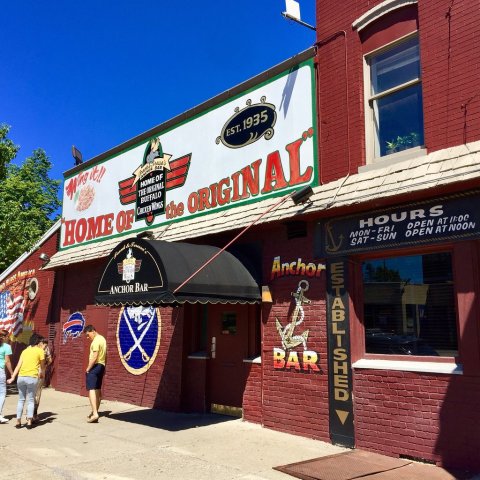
[90, 334, 107, 366]
[19, 346, 45, 377]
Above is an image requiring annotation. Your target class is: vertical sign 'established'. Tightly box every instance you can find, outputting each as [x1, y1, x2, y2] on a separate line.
[326, 258, 354, 447]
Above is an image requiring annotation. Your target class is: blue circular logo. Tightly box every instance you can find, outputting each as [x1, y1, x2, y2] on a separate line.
[117, 306, 160, 375]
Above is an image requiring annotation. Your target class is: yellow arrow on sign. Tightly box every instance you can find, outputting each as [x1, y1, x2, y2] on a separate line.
[336, 410, 349, 425]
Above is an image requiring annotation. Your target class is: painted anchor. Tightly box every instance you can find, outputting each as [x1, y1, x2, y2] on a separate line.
[276, 280, 310, 350]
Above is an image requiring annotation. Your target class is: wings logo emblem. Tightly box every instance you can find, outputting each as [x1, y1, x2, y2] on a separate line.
[118, 154, 192, 218]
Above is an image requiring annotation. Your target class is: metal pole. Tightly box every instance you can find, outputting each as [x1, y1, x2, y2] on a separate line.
[172, 193, 294, 294]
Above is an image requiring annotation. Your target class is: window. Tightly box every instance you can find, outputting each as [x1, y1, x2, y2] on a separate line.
[221, 312, 237, 335]
[188, 304, 208, 354]
[366, 35, 424, 159]
[362, 252, 458, 357]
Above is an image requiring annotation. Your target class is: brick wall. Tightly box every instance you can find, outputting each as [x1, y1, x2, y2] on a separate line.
[55, 260, 184, 411]
[315, 0, 480, 184]
[259, 224, 330, 441]
[354, 370, 480, 469]
[314, 0, 480, 470]
[242, 362, 262, 423]
[419, 0, 480, 151]
[3, 229, 59, 366]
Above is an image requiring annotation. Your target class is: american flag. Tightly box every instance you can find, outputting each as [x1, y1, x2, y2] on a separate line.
[0, 290, 25, 336]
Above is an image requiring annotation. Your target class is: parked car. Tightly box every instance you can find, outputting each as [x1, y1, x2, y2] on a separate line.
[365, 330, 439, 356]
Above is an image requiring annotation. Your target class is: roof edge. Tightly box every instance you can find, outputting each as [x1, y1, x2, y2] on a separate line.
[63, 47, 316, 178]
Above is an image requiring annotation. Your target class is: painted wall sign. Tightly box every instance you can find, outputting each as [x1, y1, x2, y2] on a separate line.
[216, 97, 277, 149]
[326, 259, 354, 447]
[117, 306, 160, 375]
[62, 312, 86, 343]
[61, 60, 317, 250]
[318, 192, 480, 256]
[271, 256, 325, 280]
[273, 280, 321, 373]
[0, 269, 36, 337]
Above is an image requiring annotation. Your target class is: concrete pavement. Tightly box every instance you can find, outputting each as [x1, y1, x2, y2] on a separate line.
[0, 386, 346, 480]
[1, 387, 479, 480]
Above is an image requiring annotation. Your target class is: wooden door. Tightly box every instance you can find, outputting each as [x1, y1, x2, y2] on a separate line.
[207, 304, 249, 413]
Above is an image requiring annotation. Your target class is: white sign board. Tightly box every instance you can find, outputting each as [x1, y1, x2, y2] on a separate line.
[61, 60, 317, 250]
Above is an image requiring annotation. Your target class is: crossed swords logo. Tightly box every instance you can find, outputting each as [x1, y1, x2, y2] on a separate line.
[123, 306, 156, 363]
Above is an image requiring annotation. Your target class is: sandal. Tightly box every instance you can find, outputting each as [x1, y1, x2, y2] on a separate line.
[87, 415, 99, 423]
[15, 422, 22, 429]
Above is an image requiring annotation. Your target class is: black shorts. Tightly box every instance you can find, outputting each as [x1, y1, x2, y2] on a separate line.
[86, 364, 105, 390]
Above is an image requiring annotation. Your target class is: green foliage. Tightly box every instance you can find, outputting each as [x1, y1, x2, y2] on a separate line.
[385, 132, 420, 154]
[364, 263, 402, 282]
[0, 148, 61, 273]
[0, 124, 19, 181]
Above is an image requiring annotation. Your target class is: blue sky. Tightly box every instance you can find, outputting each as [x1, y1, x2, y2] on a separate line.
[1, 1, 315, 187]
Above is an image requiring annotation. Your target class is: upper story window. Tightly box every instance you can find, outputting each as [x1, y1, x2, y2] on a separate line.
[366, 34, 424, 159]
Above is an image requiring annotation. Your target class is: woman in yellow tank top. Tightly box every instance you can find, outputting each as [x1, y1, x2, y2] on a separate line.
[7, 333, 45, 429]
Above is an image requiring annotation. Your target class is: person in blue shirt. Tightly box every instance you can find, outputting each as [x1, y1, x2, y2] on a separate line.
[0, 329, 14, 424]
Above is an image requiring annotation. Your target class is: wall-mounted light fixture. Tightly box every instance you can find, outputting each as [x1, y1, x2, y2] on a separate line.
[136, 231, 155, 240]
[39, 252, 50, 263]
[261, 286, 273, 303]
[72, 145, 83, 166]
[291, 185, 314, 205]
[282, 0, 316, 31]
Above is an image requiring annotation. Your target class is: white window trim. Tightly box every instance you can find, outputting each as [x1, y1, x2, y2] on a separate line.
[353, 358, 463, 375]
[364, 32, 423, 165]
[353, 0, 418, 32]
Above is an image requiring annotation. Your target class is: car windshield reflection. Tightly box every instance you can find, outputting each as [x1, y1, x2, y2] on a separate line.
[366, 329, 439, 356]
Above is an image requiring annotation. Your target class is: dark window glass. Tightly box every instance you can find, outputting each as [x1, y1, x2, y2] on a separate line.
[369, 35, 424, 157]
[362, 252, 458, 357]
[376, 83, 424, 156]
[188, 304, 207, 354]
[221, 312, 237, 335]
[371, 36, 420, 94]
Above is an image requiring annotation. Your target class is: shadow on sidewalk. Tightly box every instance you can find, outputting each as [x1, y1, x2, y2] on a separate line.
[107, 409, 236, 432]
[35, 411, 57, 426]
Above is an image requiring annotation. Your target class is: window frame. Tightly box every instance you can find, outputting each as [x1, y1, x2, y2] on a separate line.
[350, 244, 461, 370]
[363, 31, 425, 164]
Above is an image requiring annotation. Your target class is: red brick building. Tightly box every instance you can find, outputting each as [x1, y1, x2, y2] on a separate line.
[0, 221, 60, 379]
[312, 0, 480, 469]
[23, 0, 480, 472]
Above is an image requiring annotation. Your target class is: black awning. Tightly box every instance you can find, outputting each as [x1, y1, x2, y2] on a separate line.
[95, 238, 260, 306]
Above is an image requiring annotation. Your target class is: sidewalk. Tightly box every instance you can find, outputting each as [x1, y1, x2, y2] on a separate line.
[1, 386, 345, 480]
[1, 387, 478, 480]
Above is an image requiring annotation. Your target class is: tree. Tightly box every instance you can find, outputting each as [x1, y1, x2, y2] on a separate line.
[0, 124, 19, 181]
[0, 148, 61, 273]
[364, 263, 402, 282]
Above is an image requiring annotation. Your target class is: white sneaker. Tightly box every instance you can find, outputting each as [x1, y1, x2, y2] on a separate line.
[0, 417, 9, 424]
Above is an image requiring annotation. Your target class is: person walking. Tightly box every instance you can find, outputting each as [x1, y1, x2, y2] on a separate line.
[83, 325, 107, 423]
[0, 329, 14, 424]
[33, 336, 52, 423]
[7, 333, 45, 429]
